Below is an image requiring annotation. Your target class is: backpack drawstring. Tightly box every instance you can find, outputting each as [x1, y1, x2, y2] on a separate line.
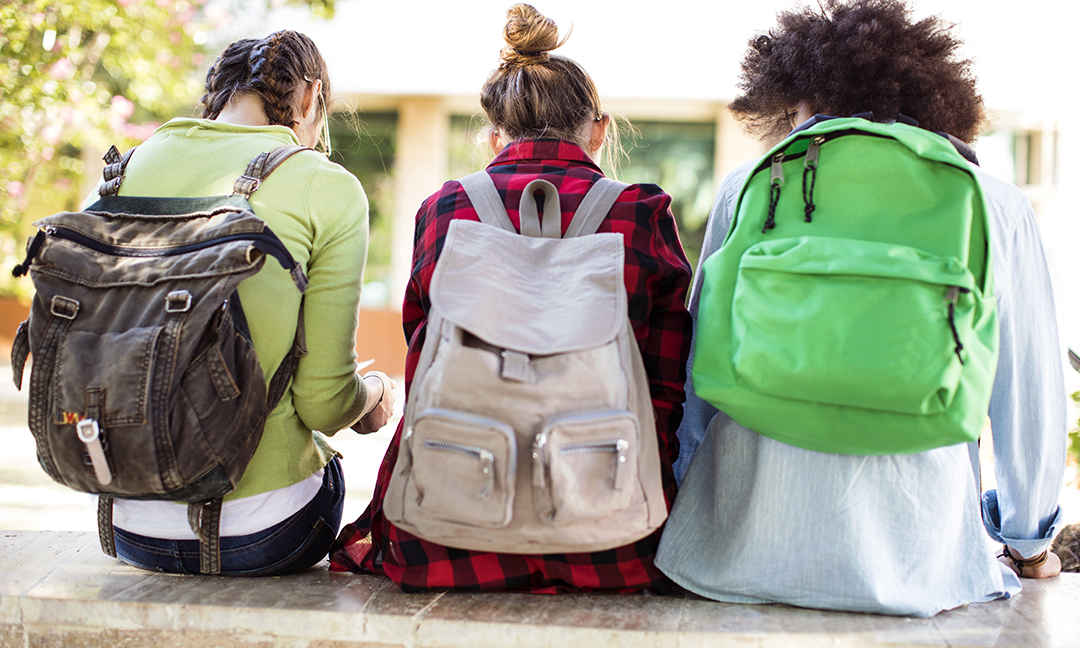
[763, 152, 784, 233]
[802, 136, 823, 222]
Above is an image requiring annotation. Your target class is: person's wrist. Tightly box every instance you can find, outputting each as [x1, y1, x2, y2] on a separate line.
[362, 372, 386, 415]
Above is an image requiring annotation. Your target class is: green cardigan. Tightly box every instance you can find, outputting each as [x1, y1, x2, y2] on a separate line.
[117, 118, 370, 499]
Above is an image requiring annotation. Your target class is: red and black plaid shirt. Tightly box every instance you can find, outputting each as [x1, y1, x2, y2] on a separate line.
[330, 139, 692, 593]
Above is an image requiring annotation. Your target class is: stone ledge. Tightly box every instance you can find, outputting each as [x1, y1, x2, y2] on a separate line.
[2, 531, 1078, 648]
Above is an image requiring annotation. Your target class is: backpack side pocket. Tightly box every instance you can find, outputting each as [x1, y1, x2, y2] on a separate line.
[533, 409, 639, 525]
[403, 408, 517, 529]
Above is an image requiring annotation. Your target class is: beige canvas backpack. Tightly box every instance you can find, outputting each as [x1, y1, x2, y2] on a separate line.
[383, 171, 667, 554]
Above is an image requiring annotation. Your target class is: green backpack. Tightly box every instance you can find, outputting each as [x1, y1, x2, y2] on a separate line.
[692, 117, 998, 455]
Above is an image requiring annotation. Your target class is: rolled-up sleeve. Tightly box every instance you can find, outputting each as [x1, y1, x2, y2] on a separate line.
[980, 175, 1067, 557]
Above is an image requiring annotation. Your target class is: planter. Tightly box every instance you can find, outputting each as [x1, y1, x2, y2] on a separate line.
[356, 307, 407, 377]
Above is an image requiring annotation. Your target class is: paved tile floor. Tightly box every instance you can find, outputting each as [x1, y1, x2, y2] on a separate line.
[3, 530, 1079, 648]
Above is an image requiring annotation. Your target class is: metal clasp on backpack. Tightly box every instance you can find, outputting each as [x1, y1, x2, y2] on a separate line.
[165, 290, 192, 313]
[50, 295, 80, 319]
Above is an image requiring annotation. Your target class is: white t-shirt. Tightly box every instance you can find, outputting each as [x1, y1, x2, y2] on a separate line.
[110, 468, 323, 540]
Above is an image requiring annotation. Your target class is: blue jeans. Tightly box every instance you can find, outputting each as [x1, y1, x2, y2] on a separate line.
[114, 458, 345, 576]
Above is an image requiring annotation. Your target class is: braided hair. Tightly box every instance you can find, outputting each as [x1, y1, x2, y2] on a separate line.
[200, 30, 330, 133]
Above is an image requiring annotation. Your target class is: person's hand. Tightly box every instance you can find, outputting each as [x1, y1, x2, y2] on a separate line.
[999, 546, 1062, 579]
[350, 371, 397, 435]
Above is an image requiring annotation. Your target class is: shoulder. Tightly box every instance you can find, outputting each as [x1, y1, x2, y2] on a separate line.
[969, 164, 1034, 244]
[609, 181, 672, 219]
[284, 150, 362, 192]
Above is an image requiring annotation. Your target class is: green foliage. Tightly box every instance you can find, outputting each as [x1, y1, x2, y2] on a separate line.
[617, 121, 717, 272]
[1070, 391, 1080, 466]
[328, 112, 397, 282]
[0, 0, 210, 296]
[0, 0, 334, 299]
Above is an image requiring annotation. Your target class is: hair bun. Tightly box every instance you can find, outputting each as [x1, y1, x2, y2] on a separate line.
[499, 3, 562, 68]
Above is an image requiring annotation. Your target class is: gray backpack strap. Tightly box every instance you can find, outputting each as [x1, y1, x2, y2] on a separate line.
[518, 179, 562, 239]
[565, 178, 630, 238]
[233, 145, 313, 198]
[458, 171, 516, 232]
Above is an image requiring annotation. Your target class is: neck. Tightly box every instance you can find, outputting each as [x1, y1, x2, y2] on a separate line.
[214, 93, 270, 127]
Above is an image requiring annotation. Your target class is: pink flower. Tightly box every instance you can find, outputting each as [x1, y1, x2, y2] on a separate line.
[41, 124, 62, 146]
[49, 57, 74, 80]
[122, 121, 160, 141]
[109, 95, 135, 120]
[7, 181, 23, 198]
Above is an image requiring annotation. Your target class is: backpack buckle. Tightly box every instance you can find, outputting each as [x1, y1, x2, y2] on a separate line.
[165, 290, 192, 313]
[232, 175, 261, 198]
[50, 295, 80, 319]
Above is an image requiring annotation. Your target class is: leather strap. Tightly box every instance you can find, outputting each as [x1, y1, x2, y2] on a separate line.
[10, 320, 29, 390]
[233, 145, 313, 198]
[189, 498, 224, 574]
[266, 305, 307, 412]
[98, 496, 117, 557]
[99, 146, 136, 197]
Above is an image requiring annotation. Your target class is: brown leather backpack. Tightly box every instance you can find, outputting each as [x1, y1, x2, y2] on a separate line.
[10, 145, 309, 573]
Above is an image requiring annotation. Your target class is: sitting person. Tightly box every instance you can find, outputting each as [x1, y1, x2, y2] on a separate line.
[330, 3, 693, 592]
[656, 0, 1065, 616]
[106, 30, 396, 576]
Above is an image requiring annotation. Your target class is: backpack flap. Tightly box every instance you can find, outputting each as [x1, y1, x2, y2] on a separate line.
[430, 219, 626, 356]
[17, 197, 304, 500]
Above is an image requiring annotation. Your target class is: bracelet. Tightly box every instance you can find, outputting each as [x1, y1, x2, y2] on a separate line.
[362, 372, 386, 415]
[999, 546, 1049, 577]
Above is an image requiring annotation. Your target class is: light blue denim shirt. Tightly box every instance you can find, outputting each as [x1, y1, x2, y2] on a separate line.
[656, 154, 1066, 617]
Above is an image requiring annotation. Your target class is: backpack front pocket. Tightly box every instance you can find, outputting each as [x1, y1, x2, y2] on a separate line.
[406, 408, 517, 528]
[533, 410, 639, 525]
[731, 236, 979, 415]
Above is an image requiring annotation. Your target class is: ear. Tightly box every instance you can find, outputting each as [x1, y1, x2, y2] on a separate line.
[588, 114, 610, 155]
[301, 79, 322, 121]
[488, 128, 504, 155]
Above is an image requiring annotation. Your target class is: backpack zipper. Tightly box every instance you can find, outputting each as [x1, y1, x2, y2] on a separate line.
[422, 438, 497, 500]
[533, 409, 636, 491]
[12, 225, 307, 291]
[945, 286, 970, 365]
[754, 128, 968, 232]
[559, 438, 630, 490]
[802, 136, 824, 223]
[762, 152, 785, 233]
[413, 407, 518, 475]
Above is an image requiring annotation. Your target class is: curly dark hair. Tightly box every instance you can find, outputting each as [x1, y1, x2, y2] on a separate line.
[729, 0, 986, 143]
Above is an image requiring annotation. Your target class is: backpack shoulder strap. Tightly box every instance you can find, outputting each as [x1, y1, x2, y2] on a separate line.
[564, 178, 630, 238]
[233, 145, 313, 198]
[458, 171, 516, 233]
[98, 145, 136, 197]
